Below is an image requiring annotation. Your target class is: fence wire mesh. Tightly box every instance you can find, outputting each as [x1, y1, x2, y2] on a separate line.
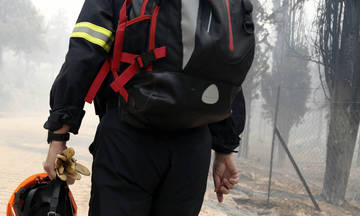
[237, 86, 360, 214]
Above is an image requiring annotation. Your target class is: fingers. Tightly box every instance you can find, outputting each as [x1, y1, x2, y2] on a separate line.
[229, 176, 239, 185]
[223, 178, 234, 190]
[44, 141, 67, 180]
[219, 185, 230, 194]
[214, 176, 238, 203]
[213, 174, 222, 193]
[44, 161, 57, 180]
[213, 153, 240, 203]
[67, 177, 76, 185]
[217, 192, 224, 203]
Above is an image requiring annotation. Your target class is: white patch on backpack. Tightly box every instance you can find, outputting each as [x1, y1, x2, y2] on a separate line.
[202, 84, 219, 104]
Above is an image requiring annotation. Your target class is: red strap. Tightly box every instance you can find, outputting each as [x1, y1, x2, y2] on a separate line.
[140, 0, 150, 15]
[85, 58, 111, 103]
[153, 46, 166, 59]
[110, 63, 138, 102]
[110, 47, 167, 102]
[149, 5, 160, 51]
[85, 0, 130, 104]
[126, 15, 151, 27]
[111, 0, 130, 74]
[121, 52, 138, 64]
[146, 5, 160, 71]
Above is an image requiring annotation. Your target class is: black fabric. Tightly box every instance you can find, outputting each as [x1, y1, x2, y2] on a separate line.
[121, 71, 239, 129]
[88, 108, 212, 216]
[44, 108, 85, 134]
[209, 89, 246, 154]
[44, 0, 123, 134]
[242, 0, 254, 14]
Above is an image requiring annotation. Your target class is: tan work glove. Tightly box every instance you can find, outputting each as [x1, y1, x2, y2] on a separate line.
[55, 147, 90, 182]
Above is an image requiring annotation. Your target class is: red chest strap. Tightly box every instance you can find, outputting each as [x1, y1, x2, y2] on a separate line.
[85, 0, 165, 104]
[110, 46, 167, 103]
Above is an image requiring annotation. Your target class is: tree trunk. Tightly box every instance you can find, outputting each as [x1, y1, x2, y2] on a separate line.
[0, 45, 3, 71]
[241, 97, 252, 158]
[322, 0, 360, 204]
[356, 126, 360, 167]
[322, 103, 359, 204]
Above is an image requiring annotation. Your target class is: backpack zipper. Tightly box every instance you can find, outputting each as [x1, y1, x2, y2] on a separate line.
[207, 11, 212, 33]
[225, 0, 234, 52]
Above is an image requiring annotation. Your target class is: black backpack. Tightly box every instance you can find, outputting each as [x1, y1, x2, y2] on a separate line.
[85, 0, 255, 130]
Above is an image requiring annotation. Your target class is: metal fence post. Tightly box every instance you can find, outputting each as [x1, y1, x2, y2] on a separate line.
[267, 86, 281, 207]
[275, 128, 321, 211]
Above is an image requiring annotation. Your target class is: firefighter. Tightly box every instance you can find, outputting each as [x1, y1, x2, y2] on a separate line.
[43, 0, 254, 215]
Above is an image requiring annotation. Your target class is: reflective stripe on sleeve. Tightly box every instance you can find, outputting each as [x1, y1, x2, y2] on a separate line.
[71, 22, 114, 52]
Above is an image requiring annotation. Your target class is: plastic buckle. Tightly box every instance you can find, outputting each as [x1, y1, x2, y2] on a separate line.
[135, 56, 144, 70]
[48, 211, 58, 216]
[135, 50, 156, 70]
[243, 15, 255, 35]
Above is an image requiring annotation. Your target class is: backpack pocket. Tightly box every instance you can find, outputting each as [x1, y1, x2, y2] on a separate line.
[122, 16, 151, 56]
[183, 0, 255, 86]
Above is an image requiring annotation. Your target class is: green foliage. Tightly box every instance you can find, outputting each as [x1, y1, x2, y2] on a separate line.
[261, 0, 311, 132]
[261, 45, 311, 127]
[0, 0, 46, 109]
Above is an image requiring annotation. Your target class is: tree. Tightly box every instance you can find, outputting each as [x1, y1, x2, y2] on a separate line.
[315, 0, 360, 205]
[261, 0, 311, 167]
[0, 0, 45, 67]
[0, 0, 46, 109]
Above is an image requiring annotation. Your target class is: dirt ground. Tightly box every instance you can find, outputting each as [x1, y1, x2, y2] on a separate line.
[211, 159, 360, 216]
[1, 114, 360, 216]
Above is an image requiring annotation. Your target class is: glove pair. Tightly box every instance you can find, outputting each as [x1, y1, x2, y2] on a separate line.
[55, 147, 90, 181]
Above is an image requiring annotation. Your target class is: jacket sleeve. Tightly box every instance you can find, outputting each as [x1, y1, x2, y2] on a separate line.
[44, 0, 120, 134]
[209, 89, 246, 154]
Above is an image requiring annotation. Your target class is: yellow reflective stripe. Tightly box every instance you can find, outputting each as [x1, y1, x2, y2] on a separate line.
[71, 22, 114, 52]
[71, 32, 111, 52]
[75, 22, 113, 38]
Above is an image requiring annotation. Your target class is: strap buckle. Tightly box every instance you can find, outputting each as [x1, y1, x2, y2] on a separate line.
[135, 50, 156, 70]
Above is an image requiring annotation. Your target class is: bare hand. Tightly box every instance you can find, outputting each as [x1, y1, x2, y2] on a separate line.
[44, 141, 66, 179]
[213, 152, 239, 203]
[43, 141, 76, 185]
[43, 125, 75, 184]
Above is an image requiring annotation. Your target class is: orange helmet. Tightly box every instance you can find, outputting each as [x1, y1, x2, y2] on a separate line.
[7, 173, 77, 216]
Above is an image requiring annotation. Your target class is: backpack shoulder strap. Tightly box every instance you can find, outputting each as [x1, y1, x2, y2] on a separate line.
[85, 0, 165, 104]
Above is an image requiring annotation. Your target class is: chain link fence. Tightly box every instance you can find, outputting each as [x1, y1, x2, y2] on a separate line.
[237, 86, 360, 214]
